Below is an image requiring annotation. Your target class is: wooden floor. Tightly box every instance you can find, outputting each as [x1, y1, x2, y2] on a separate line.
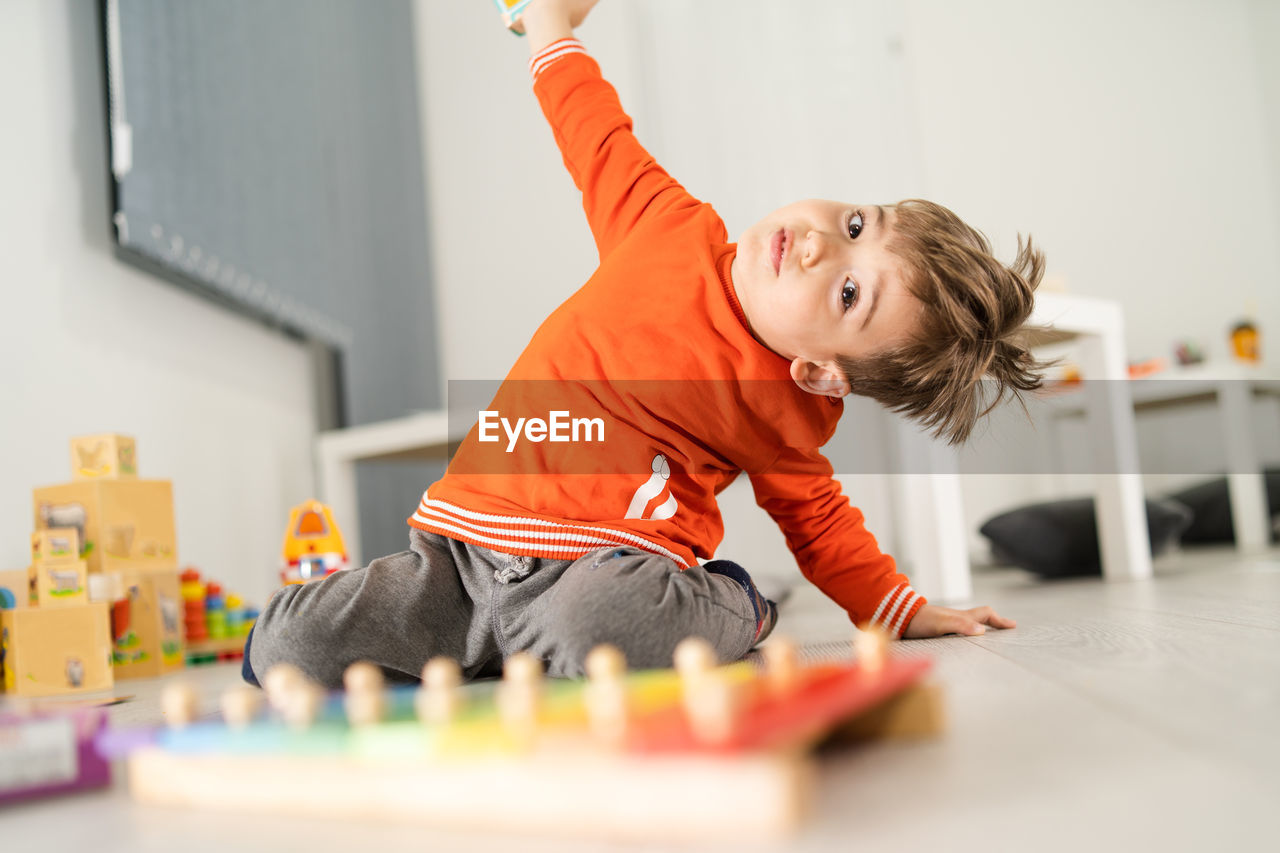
[2, 545, 1277, 852]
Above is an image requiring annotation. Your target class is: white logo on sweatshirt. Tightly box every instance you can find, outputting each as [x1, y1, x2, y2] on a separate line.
[625, 454, 678, 520]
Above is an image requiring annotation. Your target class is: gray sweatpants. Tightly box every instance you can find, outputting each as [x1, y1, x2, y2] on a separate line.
[247, 529, 759, 687]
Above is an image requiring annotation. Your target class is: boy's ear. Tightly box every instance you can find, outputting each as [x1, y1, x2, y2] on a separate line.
[789, 358, 850, 398]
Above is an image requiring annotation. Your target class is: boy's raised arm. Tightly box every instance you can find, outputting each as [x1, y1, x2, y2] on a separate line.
[513, 0, 704, 259]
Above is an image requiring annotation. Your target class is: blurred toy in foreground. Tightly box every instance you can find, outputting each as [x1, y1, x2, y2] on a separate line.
[280, 500, 348, 586]
[0, 707, 112, 804]
[102, 630, 944, 841]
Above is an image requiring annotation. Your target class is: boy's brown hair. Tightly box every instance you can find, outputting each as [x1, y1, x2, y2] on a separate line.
[836, 199, 1045, 445]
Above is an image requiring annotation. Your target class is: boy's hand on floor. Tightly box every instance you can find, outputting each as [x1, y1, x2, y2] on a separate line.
[902, 603, 1016, 639]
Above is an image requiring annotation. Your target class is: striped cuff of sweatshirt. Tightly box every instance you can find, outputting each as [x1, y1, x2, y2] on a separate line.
[529, 38, 587, 81]
[868, 583, 925, 638]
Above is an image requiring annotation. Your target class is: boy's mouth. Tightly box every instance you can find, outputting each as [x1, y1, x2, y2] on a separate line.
[770, 229, 790, 275]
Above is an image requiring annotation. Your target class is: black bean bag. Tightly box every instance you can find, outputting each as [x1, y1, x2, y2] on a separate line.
[979, 497, 1194, 578]
[1163, 469, 1280, 544]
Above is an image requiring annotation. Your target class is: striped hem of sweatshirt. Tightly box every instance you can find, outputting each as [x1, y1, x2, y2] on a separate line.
[867, 583, 925, 638]
[529, 38, 587, 81]
[409, 493, 692, 568]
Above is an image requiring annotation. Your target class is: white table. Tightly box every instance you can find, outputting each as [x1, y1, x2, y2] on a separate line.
[1049, 362, 1280, 550]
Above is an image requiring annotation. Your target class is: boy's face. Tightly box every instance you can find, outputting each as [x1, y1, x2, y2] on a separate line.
[731, 199, 921, 397]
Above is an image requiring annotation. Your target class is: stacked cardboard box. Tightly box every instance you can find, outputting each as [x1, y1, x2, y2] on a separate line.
[1, 435, 185, 696]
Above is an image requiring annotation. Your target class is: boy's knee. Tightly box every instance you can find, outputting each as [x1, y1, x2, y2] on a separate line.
[246, 584, 345, 688]
[537, 548, 747, 675]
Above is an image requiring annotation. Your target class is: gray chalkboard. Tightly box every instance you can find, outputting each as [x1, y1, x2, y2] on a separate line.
[102, 0, 443, 558]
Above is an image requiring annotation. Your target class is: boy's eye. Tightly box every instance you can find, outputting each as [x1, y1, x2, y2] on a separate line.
[847, 212, 865, 239]
[842, 278, 859, 312]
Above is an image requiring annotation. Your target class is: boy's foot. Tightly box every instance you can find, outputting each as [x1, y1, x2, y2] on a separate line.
[703, 560, 778, 646]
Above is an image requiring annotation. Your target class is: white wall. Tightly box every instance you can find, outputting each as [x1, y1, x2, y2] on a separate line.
[903, 0, 1280, 366]
[0, 1, 317, 607]
[414, 0, 1280, 590]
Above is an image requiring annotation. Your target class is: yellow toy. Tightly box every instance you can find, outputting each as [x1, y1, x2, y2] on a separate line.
[1230, 320, 1260, 363]
[280, 500, 349, 586]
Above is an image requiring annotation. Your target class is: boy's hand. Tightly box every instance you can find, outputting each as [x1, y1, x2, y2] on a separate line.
[513, 0, 600, 49]
[902, 603, 1015, 638]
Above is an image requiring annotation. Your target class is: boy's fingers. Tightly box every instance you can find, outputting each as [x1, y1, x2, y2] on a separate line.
[947, 615, 984, 636]
[968, 606, 1016, 630]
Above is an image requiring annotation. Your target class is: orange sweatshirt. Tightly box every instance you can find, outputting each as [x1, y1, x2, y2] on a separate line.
[409, 39, 925, 636]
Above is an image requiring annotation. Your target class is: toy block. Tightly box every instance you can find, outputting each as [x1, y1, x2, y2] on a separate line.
[110, 567, 185, 679]
[826, 682, 947, 742]
[492, 0, 533, 31]
[70, 433, 137, 480]
[33, 479, 176, 574]
[1, 602, 113, 697]
[32, 558, 89, 607]
[0, 568, 33, 610]
[31, 527, 80, 562]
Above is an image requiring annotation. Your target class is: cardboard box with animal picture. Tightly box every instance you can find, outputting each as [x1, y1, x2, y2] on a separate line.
[108, 567, 184, 679]
[69, 433, 137, 480]
[32, 480, 177, 575]
[0, 602, 113, 697]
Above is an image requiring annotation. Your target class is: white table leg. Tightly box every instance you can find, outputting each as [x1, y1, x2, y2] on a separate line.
[892, 422, 972, 604]
[1076, 312, 1152, 581]
[317, 447, 362, 566]
[1218, 381, 1269, 550]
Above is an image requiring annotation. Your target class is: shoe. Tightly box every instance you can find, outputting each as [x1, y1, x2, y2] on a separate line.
[703, 560, 778, 645]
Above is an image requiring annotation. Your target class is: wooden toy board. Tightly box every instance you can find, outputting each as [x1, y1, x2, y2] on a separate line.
[108, 653, 940, 841]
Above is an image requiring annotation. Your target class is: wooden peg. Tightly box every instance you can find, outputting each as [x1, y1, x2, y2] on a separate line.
[343, 661, 386, 726]
[854, 625, 889, 675]
[673, 636, 717, 682]
[761, 635, 799, 694]
[416, 657, 464, 726]
[262, 663, 306, 712]
[674, 637, 736, 744]
[278, 680, 324, 730]
[343, 660, 384, 693]
[160, 681, 198, 729]
[219, 684, 263, 729]
[583, 644, 628, 744]
[496, 652, 543, 740]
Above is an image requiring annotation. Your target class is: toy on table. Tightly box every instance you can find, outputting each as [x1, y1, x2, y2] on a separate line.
[1230, 320, 1260, 363]
[101, 629, 943, 841]
[1173, 339, 1205, 366]
[279, 500, 349, 586]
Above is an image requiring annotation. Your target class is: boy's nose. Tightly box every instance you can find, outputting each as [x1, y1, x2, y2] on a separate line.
[800, 230, 827, 268]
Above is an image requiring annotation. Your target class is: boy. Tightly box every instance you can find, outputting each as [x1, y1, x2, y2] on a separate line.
[245, 0, 1039, 687]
